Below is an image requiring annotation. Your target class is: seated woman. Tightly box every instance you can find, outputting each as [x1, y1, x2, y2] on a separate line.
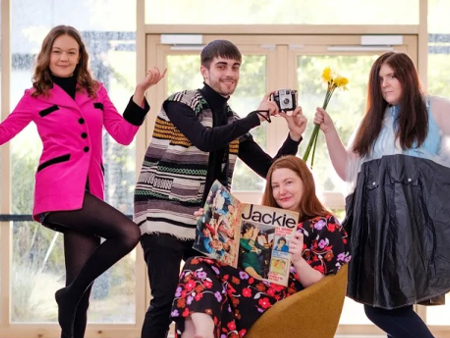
[170, 155, 351, 338]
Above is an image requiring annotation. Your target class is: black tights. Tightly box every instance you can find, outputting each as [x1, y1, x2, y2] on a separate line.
[43, 192, 141, 338]
[364, 305, 435, 338]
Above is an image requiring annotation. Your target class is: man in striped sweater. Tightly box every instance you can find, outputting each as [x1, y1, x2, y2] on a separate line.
[134, 39, 308, 338]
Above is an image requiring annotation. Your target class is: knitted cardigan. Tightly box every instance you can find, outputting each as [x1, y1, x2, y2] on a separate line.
[134, 89, 240, 240]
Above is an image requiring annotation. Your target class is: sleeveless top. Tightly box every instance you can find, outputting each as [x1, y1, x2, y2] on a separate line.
[371, 98, 441, 160]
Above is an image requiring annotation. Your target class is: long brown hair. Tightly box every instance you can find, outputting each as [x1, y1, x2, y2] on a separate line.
[32, 25, 98, 97]
[261, 156, 329, 220]
[352, 52, 428, 157]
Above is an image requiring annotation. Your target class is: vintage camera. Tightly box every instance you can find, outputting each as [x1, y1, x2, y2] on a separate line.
[271, 89, 298, 111]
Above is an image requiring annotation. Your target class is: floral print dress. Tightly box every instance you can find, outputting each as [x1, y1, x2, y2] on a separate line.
[171, 214, 351, 338]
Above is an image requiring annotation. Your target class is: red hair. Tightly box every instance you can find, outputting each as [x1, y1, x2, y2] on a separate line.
[261, 156, 329, 220]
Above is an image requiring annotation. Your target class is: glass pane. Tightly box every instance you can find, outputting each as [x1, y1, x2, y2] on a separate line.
[11, 221, 136, 323]
[100, 41, 138, 217]
[339, 298, 373, 325]
[428, 50, 450, 98]
[428, 0, 450, 98]
[10, 0, 137, 324]
[428, 0, 450, 34]
[11, 221, 61, 322]
[296, 55, 378, 194]
[166, 53, 267, 191]
[146, 0, 418, 25]
[426, 294, 450, 325]
[229, 55, 267, 192]
[427, 0, 450, 326]
[167, 54, 203, 92]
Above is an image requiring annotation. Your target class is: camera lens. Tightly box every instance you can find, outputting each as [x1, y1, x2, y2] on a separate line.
[283, 98, 290, 104]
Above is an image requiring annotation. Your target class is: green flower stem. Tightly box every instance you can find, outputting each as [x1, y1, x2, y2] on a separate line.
[302, 85, 337, 166]
[302, 123, 320, 163]
[310, 124, 319, 168]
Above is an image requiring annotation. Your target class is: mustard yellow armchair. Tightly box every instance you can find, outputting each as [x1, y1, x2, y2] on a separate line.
[246, 264, 348, 338]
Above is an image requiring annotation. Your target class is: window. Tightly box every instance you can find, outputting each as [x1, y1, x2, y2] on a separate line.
[145, 0, 419, 25]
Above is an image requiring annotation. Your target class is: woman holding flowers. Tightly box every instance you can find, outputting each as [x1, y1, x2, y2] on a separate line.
[314, 51, 450, 337]
[170, 156, 350, 338]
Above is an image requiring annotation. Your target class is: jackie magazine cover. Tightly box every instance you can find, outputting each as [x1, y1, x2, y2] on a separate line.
[193, 180, 299, 286]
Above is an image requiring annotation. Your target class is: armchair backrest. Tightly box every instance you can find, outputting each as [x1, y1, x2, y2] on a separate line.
[246, 264, 348, 338]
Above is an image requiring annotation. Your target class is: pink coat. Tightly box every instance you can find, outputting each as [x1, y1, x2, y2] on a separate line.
[0, 83, 143, 221]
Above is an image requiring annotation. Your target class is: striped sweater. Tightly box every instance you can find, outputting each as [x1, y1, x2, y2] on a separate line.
[134, 89, 240, 240]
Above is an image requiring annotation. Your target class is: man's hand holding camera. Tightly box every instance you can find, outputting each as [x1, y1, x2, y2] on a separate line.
[255, 92, 280, 122]
[252, 89, 307, 142]
[271, 89, 307, 142]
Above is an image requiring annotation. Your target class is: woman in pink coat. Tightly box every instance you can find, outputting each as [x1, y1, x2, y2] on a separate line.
[0, 25, 165, 338]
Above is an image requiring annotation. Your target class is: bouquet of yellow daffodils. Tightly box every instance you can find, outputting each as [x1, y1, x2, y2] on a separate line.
[302, 67, 348, 168]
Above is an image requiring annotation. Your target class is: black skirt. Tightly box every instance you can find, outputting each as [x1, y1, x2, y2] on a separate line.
[344, 154, 450, 309]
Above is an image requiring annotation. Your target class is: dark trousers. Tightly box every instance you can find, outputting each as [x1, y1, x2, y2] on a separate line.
[364, 305, 435, 338]
[140, 233, 199, 338]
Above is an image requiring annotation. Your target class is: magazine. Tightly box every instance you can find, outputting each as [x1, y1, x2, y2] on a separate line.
[193, 180, 299, 286]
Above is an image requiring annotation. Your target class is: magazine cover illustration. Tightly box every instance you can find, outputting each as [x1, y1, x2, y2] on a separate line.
[194, 180, 299, 286]
[193, 181, 242, 266]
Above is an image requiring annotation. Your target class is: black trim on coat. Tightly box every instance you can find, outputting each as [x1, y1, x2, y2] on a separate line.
[39, 105, 60, 117]
[94, 102, 104, 110]
[37, 154, 71, 172]
[123, 96, 150, 126]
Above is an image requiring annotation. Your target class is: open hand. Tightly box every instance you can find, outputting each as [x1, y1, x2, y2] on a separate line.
[137, 66, 167, 91]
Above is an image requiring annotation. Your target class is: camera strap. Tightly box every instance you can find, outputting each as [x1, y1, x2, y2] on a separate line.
[253, 110, 271, 123]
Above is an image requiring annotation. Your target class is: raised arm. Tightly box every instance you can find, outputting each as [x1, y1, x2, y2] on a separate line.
[165, 92, 279, 152]
[132, 66, 166, 107]
[165, 101, 261, 151]
[102, 67, 166, 145]
[314, 107, 349, 180]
